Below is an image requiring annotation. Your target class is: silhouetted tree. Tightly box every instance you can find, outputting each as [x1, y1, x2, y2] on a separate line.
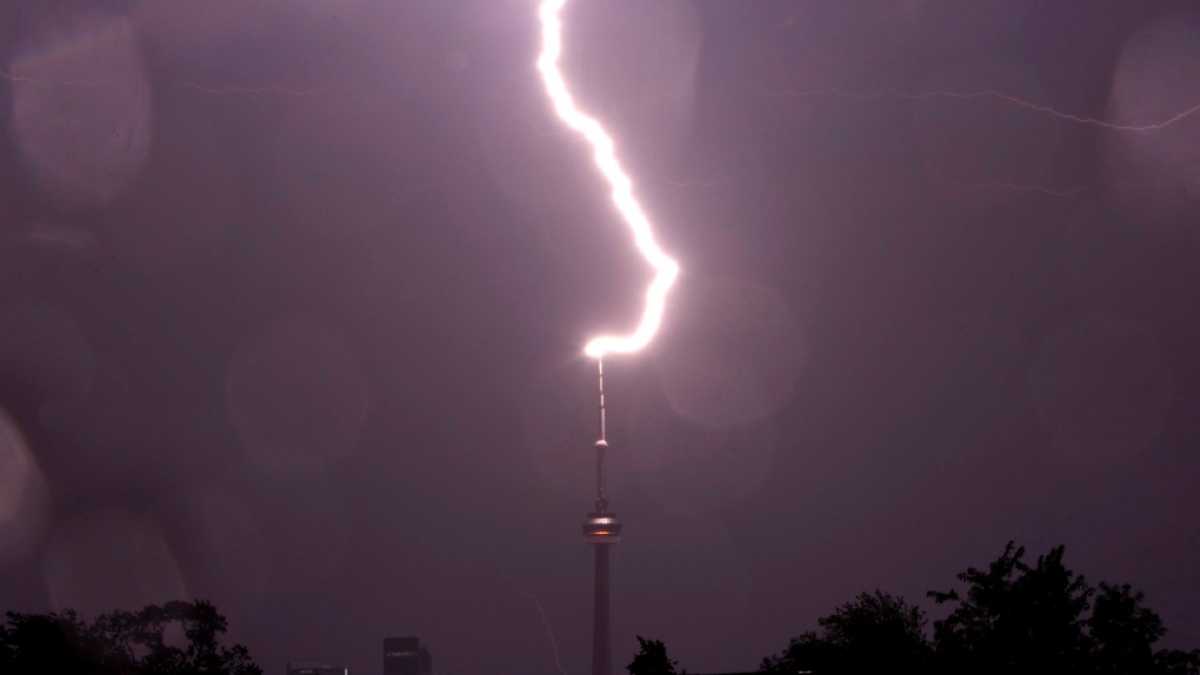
[1157, 649, 1200, 675]
[1089, 583, 1200, 675]
[1089, 582, 1164, 674]
[0, 600, 261, 675]
[0, 609, 127, 674]
[928, 542, 1093, 673]
[760, 590, 931, 674]
[757, 543, 1199, 675]
[629, 636, 684, 675]
[930, 542, 1200, 675]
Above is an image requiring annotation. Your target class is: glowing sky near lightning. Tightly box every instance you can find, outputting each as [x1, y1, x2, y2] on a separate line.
[535, 0, 681, 359]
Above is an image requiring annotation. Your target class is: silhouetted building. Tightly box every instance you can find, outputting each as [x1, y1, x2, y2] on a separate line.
[383, 636, 432, 675]
[286, 661, 348, 675]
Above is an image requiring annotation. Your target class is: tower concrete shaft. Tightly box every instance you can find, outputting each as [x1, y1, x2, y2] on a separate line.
[592, 542, 612, 675]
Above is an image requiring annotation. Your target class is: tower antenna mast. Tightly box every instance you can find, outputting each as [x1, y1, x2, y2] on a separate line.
[582, 358, 621, 675]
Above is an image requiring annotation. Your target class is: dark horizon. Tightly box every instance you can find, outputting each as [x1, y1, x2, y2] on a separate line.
[1, 1, 1199, 674]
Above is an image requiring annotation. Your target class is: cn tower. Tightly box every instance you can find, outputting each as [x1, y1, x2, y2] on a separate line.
[534, 1, 677, 673]
[582, 360, 621, 675]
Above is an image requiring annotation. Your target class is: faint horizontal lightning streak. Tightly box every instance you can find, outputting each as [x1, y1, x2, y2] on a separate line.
[1, 67, 320, 98]
[536, 0, 681, 359]
[179, 81, 319, 97]
[0, 68, 115, 89]
[968, 181, 1089, 199]
[766, 87, 1200, 133]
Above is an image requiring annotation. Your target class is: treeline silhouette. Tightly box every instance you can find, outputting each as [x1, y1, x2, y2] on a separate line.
[0, 600, 261, 675]
[630, 542, 1200, 675]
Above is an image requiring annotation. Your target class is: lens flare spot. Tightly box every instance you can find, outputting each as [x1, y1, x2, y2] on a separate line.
[227, 317, 369, 475]
[8, 13, 151, 208]
[0, 409, 47, 566]
[634, 414, 778, 517]
[0, 301, 95, 415]
[1028, 314, 1173, 467]
[1103, 11, 1200, 233]
[180, 488, 269, 614]
[43, 511, 186, 616]
[655, 278, 805, 430]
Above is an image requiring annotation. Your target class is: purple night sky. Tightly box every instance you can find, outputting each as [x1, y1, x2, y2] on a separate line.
[0, 1, 1198, 674]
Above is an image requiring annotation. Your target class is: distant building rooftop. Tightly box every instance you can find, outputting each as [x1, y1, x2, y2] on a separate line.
[285, 660, 349, 675]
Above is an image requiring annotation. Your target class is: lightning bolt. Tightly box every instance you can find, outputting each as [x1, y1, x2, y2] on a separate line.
[536, 0, 681, 359]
